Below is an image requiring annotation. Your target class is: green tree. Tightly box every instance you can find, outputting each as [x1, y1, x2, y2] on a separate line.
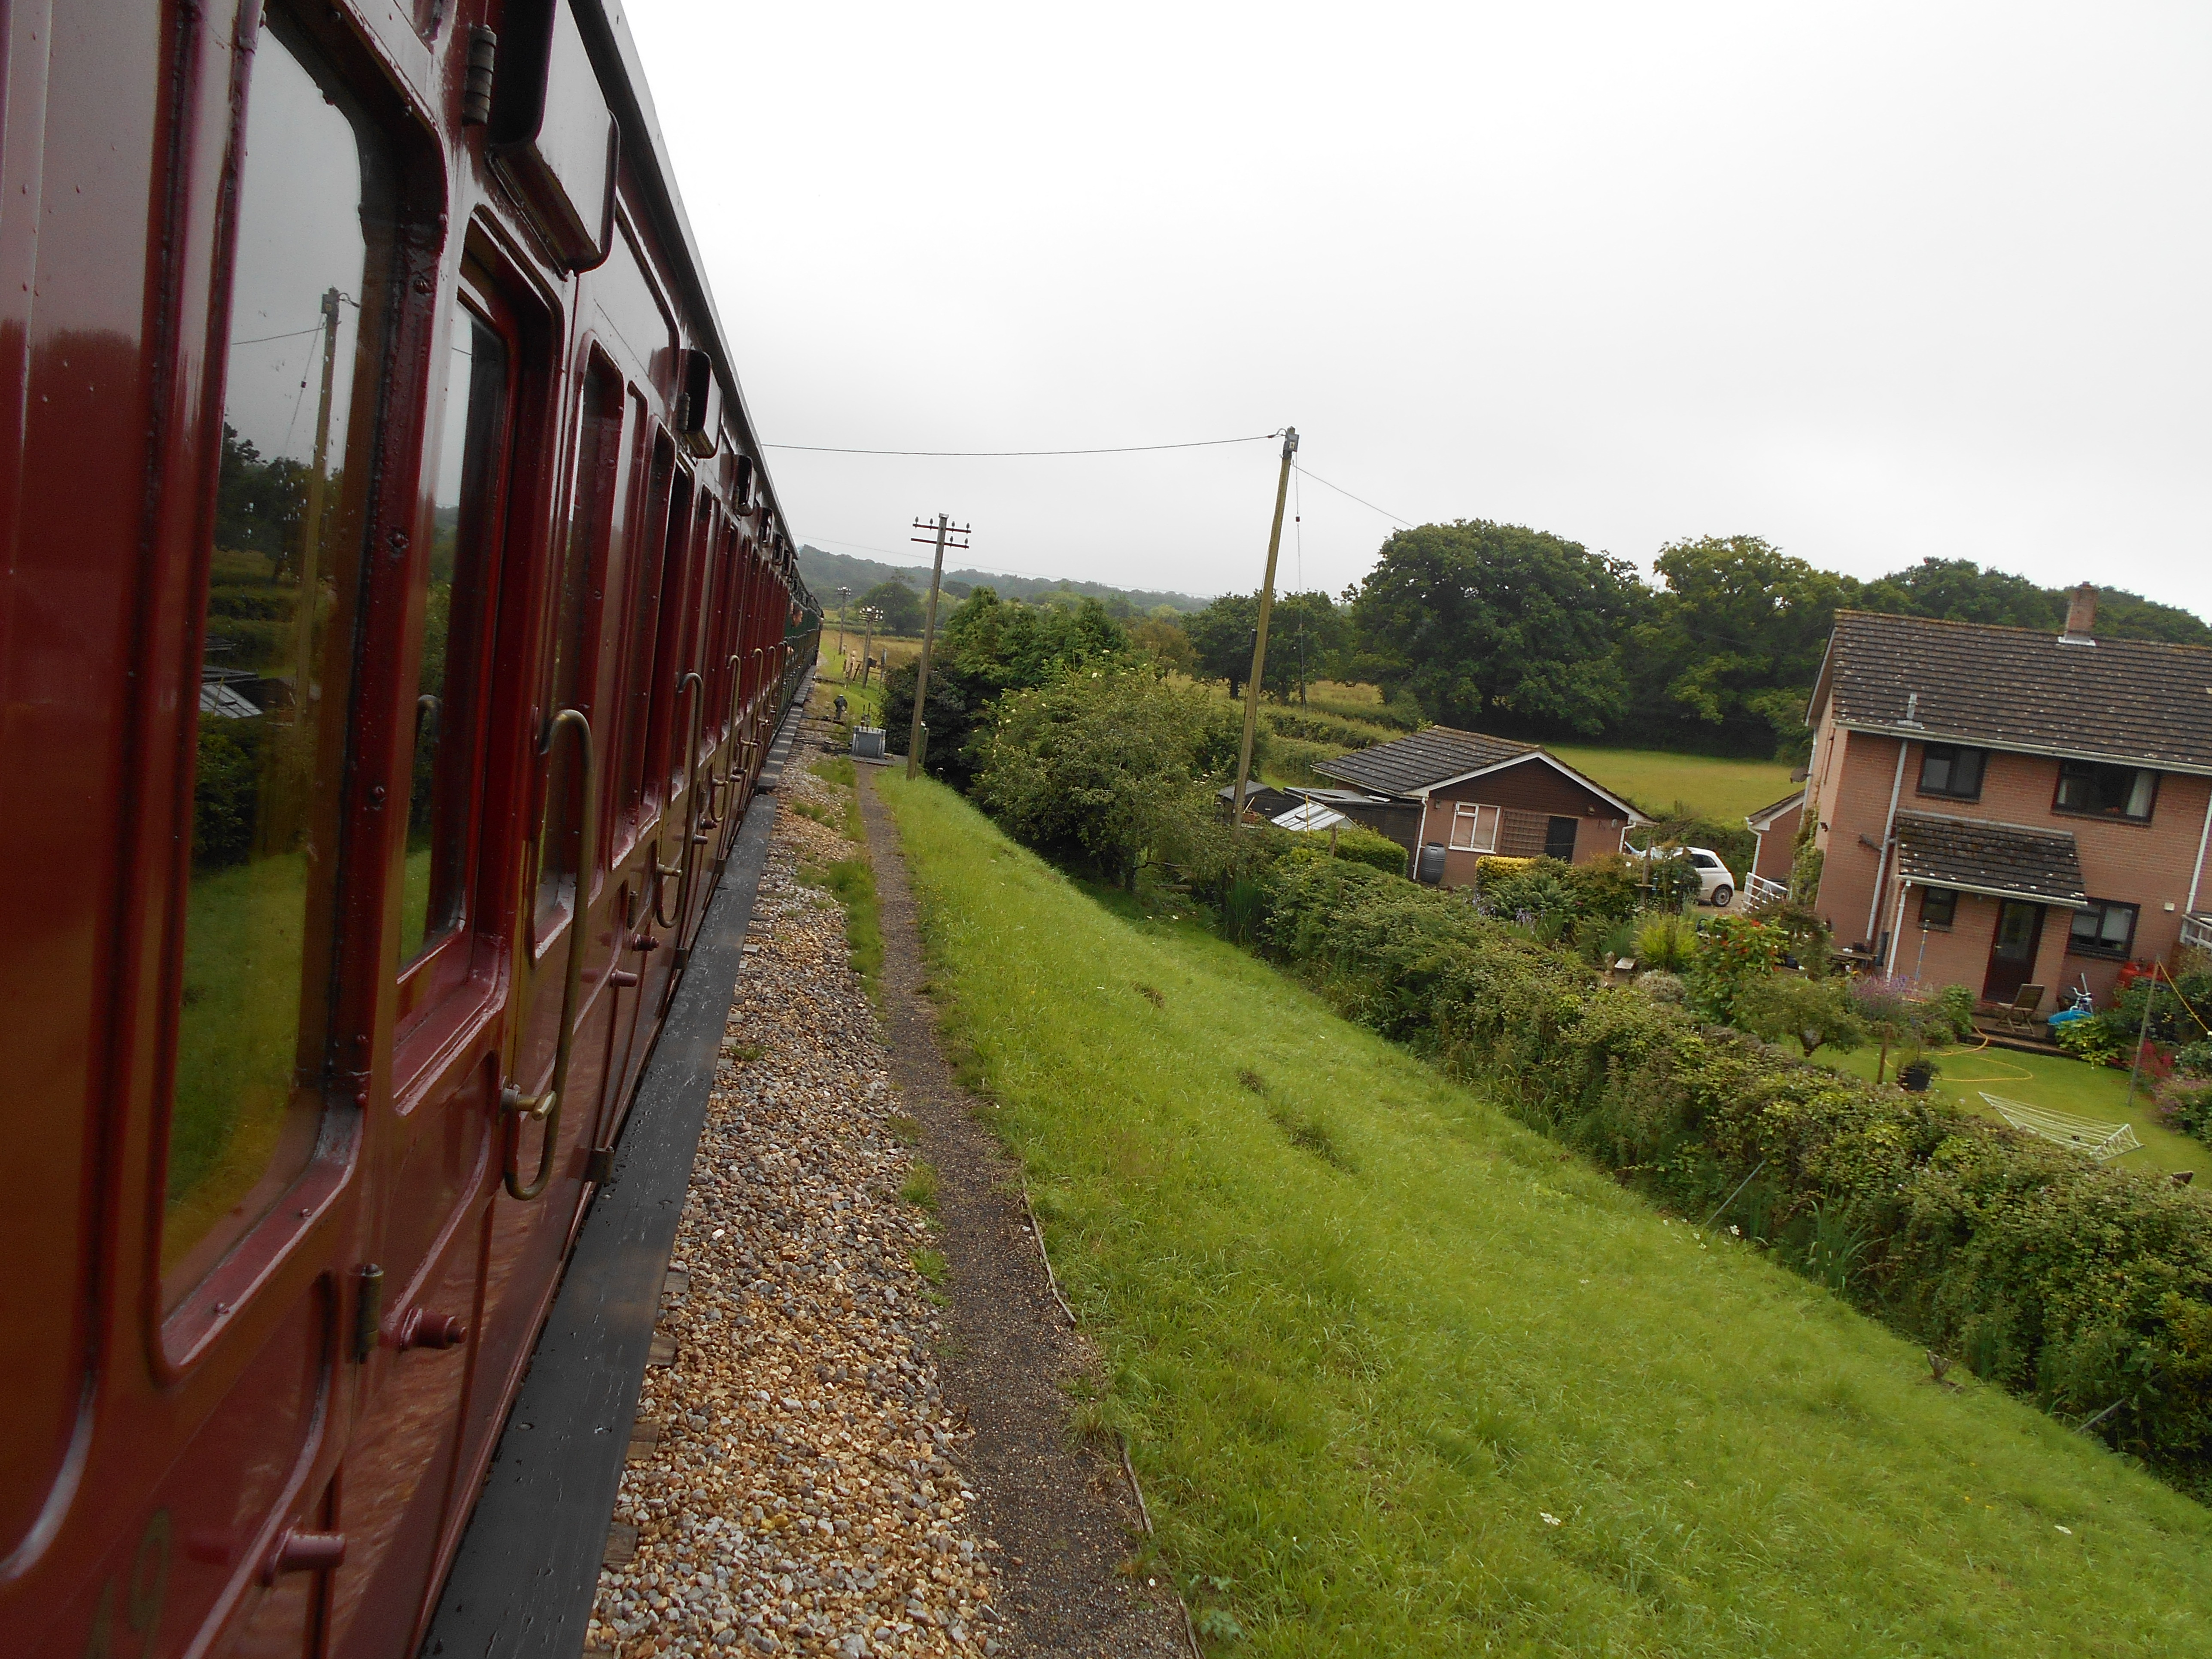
[1268, 590, 1346, 702]
[860, 578, 925, 635]
[972, 666, 1241, 887]
[1623, 535, 1853, 757]
[1346, 520, 1643, 735]
[1128, 614, 1196, 675]
[1737, 975, 1865, 1057]
[1186, 592, 1258, 697]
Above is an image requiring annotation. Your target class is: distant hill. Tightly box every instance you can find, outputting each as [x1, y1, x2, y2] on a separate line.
[797, 545, 1209, 615]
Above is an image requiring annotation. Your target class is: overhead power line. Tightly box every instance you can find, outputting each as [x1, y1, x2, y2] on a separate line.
[763, 431, 1281, 458]
[1293, 464, 1416, 529]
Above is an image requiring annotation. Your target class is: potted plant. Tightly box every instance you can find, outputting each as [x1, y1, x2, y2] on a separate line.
[1896, 1049, 1940, 1093]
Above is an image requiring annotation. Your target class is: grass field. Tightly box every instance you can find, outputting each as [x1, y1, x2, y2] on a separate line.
[1820, 1040, 2209, 1179]
[1547, 744, 1801, 823]
[875, 772, 2212, 1656]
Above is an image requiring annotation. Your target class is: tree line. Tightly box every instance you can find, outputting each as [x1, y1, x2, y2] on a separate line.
[1149, 526, 2208, 757]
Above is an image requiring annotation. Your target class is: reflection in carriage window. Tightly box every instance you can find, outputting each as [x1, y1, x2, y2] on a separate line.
[166, 20, 386, 1304]
[400, 308, 507, 965]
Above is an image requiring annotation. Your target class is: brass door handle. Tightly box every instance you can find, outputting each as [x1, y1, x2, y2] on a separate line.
[503, 708, 598, 1201]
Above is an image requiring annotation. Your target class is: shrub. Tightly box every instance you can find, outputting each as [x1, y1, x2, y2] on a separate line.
[1255, 856, 2212, 1473]
[971, 666, 1240, 888]
[2056, 1017, 2130, 1069]
[1330, 822, 1407, 878]
[1932, 983, 1977, 1044]
[1736, 974, 1865, 1058]
[1635, 912, 1696, 972]
[1685, 913, 1784, 1023]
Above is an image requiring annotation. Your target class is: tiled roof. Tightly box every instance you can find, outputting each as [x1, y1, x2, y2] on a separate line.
[1312, 726, 1537, 797]
[1812, 611, 2212, 772]
[1892, 811, 2087, 907]
[1745, 788, 1806, 829]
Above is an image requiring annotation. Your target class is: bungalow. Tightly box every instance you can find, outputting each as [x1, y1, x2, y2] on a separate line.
[1313, 726, 1648, 887]
[1803, 587, 2212, 1012]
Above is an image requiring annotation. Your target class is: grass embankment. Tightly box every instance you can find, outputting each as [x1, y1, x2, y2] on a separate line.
[1820, 1041, 2210, 1180]
[875, 773, 2212, 1656]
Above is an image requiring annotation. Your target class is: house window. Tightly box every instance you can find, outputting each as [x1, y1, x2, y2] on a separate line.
[1919, 887, 1957, 929]
[2054, 760, 2157, 822]
[1544, 815, 1578, 860]
[2068, 900, 2139, 959]
[1917, 744, 1985, 801]
[1448, 802, 1499, 853]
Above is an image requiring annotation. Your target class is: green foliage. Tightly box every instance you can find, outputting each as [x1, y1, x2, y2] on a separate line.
[1347, 520, 1643, 735]
[1127, 614, 1195, 674]
[1736, 974, 1866, 1057]
[971, 666, 1240, 887]
[1255, 854, 2212, 1472]
[1328, 823, 1407, 878]
[1475, 853, 1638, 931]
[1635, 912, 1697, 972]
[799, 853, 882, 999]
[1933, 983, 1978, 1045]
[192, 722, 264, 868]
[881, 587, 1135, 784]
[1623, 536, 1851, 756]
[882, 771, 2212, 1657]
[860, 578, 926, 634]
[2056, 1017, 2129, 1069]
[1686, 913, 1786, 1022]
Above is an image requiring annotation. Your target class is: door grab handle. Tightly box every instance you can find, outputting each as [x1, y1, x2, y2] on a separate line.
[652, 672, 705, 927]
[502, 707, 597, 1201]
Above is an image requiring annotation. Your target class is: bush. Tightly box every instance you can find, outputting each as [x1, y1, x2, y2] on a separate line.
[2056, 1017, 2130, 1069]
[1635, 912, 1697, 972]
[971, 666, 1240, 888]
[1330, 822, 1407, 877]
[1685, 913, 1784, 1023]
[1932, 983, 1978, 1045]
[1736, 974, 1865, 1058]
[1256, 855, 2212, 1473]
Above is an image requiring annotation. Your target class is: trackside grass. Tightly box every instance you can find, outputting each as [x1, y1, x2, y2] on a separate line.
[875, 773, 2212, 1657]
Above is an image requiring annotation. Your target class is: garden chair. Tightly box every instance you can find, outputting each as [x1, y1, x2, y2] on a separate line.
[1998, 984, 2045, 1032]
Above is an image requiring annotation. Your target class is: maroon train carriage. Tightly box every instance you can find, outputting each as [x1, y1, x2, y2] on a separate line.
[0, 2, 819, 1653]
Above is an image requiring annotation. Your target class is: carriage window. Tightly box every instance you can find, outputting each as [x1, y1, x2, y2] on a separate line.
[167, 21, 386, 1300]
[535, 361, 621, 930]
[400, 305, 507, 965]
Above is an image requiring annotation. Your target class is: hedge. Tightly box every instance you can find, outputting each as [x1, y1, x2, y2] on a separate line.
[1260, 854, 2212, 1480]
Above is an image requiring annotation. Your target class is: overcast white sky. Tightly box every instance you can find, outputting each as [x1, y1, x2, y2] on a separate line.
[624, 1, 2209, 617]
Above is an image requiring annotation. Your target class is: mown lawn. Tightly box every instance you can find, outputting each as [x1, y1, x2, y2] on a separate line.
[876, 773, 2212, 1657]
[1546, 743, 1800, 823]
[1820, 1040, 2209, 1179]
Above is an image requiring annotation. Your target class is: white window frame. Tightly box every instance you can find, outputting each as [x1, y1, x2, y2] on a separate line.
[1448, 802, 1500, 853]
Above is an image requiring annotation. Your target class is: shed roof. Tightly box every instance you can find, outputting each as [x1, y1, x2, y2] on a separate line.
[1745, 788, 1806, 831]
[1313, 726, 1647, 821]
[1809, 611, 2212, 773]
[1892, 811, 2088, 908]
[1313, 726, 1537, 796]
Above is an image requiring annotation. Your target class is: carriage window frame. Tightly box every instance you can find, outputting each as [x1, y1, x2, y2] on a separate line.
[394, 260, 531, 1037]
[159, 3, 438, 1350]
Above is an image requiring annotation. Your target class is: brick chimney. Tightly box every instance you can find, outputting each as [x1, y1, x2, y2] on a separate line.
[2059, 582, 2097, 647]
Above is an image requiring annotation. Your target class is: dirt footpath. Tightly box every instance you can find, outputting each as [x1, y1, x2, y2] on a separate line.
[856, 767, 1189, 1659]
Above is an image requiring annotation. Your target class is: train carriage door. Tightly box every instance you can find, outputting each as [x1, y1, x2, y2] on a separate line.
[463, 350, 629, 1462]
[325, 259, 533, 1659]
[136, 12, 421, 1656]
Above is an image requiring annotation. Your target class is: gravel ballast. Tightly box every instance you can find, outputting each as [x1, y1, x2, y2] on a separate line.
[587, 760, 999, 1659]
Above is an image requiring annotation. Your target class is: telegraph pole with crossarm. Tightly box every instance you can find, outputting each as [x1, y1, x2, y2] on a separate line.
[905, 513, 970, 779]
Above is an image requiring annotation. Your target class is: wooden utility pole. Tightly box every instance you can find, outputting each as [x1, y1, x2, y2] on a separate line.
[859, 607, 878, 689]
[835, 586, 850, 658]
[905, 513, 969, 779]
[1231, 428, 1297, 823]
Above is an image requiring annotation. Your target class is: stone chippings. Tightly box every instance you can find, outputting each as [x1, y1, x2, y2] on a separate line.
[589, 763, 1002, 1659]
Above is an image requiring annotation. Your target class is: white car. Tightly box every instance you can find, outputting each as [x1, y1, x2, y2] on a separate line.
[1626, 843, 1737, 907]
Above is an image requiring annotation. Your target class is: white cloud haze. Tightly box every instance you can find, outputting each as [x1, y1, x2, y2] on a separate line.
[624, 0, 2210, 617]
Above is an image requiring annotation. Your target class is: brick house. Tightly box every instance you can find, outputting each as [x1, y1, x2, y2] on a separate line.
[1803, 589, 2212, 1012]
[1314, 727, 1647, 887]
